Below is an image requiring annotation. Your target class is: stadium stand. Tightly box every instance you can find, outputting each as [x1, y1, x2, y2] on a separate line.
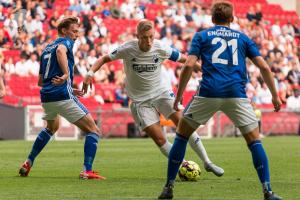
[0, 0, 299, 136]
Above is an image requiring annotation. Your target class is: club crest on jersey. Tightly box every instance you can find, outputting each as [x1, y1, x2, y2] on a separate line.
[152, 54, 159, 63]
[111, 49, 118, 55]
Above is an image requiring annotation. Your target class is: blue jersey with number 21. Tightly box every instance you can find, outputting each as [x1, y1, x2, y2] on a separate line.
[189, 25, 261, 98]
[39, 37, 75, 103]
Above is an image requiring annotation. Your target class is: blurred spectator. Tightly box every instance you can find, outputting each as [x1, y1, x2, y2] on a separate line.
[69, 0, 82, 13]
[287, 62, 300, 88]
[161, 31, 172, 47]
[4, 14, 18, 39]
[186, 70, 201, 92]
[49, 10, 60, 29]
[161, 62, 177, 90]
[76, 59, 88, 77]
[4, 57, 15, 74]
[246, 6, 256, 22]
[87, 49, 97, 67]
[0, 4, 6, 21]
[254, 3, 263, 23]
[115, 83, 129, 107]
[257, 82, 272, 104]
[24, 15, 44, 35]
[282, 21, 295, 37]
[160, 19, 182, 38]
[0, 28, 12, 48]
[271, 20, 282, 37]
[15, 52, 30, 76]
[174, 9, 187, 28]
[286, 89, 300, 111]
[25, 53, 39, 76]
[35, 1, 46, 21]
[120, 0, 135, 19]
[171, 34, 184, 51]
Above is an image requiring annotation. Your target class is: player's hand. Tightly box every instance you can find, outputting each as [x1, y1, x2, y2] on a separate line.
[73, 88, 84, 98]
[82, 75, 93, 94]
[51, 75, 68, 86]
[173, 96, 182, 111]
[272, 96, 282, 112]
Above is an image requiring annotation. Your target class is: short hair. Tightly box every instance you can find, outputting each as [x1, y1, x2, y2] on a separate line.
[57, 17, 79, 35]
[137, 19, 154, 34]
[211, 1, 233, 24]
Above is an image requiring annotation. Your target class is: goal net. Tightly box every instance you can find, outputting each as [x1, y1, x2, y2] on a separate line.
[25, 105, 79, 140]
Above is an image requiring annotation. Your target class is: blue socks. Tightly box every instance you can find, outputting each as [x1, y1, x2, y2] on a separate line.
[166, 133, 188, 186]
[248, 140, 272, 192]
[28, 128, 52, 165]
[84, 133, 100, 171]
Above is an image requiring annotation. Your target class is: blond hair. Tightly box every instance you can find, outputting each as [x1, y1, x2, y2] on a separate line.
[137, 19, 154, 34]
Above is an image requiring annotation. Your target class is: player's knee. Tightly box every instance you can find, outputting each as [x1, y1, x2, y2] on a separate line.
[93, 126, 101, 136]
[84, 122, 101, 136]
[46, 126, 58, 135]
[155, 137, 167, 146]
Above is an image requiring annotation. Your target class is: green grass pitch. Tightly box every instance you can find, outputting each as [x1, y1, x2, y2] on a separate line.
[0, 136, 299, 200]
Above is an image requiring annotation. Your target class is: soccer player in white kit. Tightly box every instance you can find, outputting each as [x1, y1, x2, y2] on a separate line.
[83, 19, 224, 176]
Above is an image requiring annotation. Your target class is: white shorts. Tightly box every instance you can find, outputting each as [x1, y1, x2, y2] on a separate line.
[130, 90, 176, 130]
[42, 98, 89, 123]
[183, 97, 258, 134]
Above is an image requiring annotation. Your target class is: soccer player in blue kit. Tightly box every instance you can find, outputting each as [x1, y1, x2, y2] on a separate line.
[158, 2, 282, 200]
[19, 17, 105, 180]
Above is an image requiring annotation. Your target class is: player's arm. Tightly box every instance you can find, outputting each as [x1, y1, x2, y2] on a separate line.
[38, 74, 43, 87]
[82, 55, 112, 94]
[174, 55, 198, 111]
[0, 76, 6, 99]
[251, 56, 281, 112]
[177, 54, 202, 71]
[52, 44, 69, 86]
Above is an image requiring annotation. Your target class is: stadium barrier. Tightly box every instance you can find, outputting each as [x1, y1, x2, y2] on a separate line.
[0, 103, 299, 140]
[0, 103, 26, 140]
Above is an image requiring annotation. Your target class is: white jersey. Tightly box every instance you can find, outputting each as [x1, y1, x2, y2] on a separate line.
[108, 39, 180, 102]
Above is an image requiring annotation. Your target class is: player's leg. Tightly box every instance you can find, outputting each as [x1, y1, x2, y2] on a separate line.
[159, 97, 220, 199]
[130, 101, 173, 158]
[222, 98, 282, 200]
[19, 103, 59, 177]
[158, 118, 195, 199]
[73, 113, 104, 179]
[169, 111, 224, 177]
[58, 98, 104, 180]
[143, 122, 172, 156]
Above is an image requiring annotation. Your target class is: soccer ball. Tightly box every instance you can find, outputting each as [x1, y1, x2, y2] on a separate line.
[178, 160, 201, 181]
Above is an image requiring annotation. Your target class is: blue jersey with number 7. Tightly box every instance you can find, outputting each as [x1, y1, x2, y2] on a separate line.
[39, 37, 75, 103]
[189, 25, 261, 98]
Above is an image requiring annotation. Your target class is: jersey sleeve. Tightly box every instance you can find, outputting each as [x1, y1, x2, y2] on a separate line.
[188, 33, 202, 59]
[158, 41, 181, 61]
[245, 36, 261, 58]
[108, 43, 127, 60]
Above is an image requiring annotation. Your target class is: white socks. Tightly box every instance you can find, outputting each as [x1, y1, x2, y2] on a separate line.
[159, 132, 211, 164]
[159, 140, 172, 158]
[188, 132, 211, 164]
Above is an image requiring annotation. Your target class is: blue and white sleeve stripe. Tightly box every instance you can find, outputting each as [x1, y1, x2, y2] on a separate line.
[168, 49, 181, 62]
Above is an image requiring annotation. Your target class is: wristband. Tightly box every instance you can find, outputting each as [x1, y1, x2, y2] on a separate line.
[87, 70, 94, 77]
